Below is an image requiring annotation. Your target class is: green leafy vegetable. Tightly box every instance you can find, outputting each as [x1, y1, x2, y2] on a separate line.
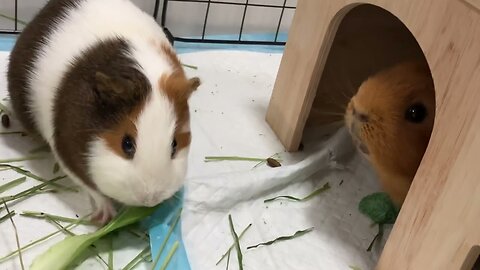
[216, 223, 252, 265]
[30, 206, 155, 270]
[246, 227, 314, 250]
[264, 183, 330, 203]
[45, 218, 110, 267]
[349, 266, 362, 270]
[0, 177, 26, 194]
[358, 192, 399, 224]
[228, 214, 243, 270]
[359, 193, 398, 252]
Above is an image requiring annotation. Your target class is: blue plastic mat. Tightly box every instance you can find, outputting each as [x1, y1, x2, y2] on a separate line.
[0, 35, 16, 51]
[173, 33, 287, 54]
[142, 189, 190, 270]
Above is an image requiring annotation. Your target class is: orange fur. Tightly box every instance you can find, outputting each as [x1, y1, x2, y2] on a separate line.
[345, 60, 435, 206]
[160, 71, 200, 153]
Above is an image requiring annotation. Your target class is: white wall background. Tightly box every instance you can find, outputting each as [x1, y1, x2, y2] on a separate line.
[0, 0, 296, 38]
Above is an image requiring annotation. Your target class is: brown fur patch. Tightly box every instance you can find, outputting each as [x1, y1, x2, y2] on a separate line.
[175, 132, 191, 152]
[100, 104, 143, 159]
[53, 38, 150, 189]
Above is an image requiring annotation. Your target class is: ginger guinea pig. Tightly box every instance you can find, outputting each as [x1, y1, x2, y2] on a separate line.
[7, 0, 200, 224]
[344, 61, 435, 206]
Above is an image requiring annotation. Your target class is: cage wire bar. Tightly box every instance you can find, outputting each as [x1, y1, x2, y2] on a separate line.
[161, 0, 295, 45]
[1, 0, 295, 46]
[0, 0, 20, 34]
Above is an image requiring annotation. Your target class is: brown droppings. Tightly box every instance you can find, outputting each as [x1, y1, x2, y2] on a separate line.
[266, 158, 281, 168]
[1, 114, 10, 128]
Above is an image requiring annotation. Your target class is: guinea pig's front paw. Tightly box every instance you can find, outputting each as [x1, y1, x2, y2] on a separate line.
[91, 199, 116, 226]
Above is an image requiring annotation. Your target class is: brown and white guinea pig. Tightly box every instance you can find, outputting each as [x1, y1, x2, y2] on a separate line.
[7, 0, 200, 224]
[344, 61, 435, 206]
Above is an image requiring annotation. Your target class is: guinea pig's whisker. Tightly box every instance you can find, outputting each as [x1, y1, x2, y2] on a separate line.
[312, 111, 346, 117]
[327, 119, 346, 127]
[330, 66, 358, 94]
[344, 77, 358, 94]
[321, 96, 348, 110]
[325, 101, 347, 111]
[339, 90, 354, 102]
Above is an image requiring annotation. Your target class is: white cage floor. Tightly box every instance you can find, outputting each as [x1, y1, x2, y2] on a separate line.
[0, 50, 387, 270]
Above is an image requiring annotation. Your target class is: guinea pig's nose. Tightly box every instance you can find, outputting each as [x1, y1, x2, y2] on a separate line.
[142, 195, 160, 207]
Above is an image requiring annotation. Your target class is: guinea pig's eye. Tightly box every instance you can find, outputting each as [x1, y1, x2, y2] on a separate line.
[171, 139, 177, 159]
[405, 103, 427, 123]
[121, 135, 136, 159]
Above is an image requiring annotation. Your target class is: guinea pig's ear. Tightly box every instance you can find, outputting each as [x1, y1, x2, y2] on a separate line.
[161, 72, 200, 100]
[186, 77, 201, 97]
[94, 71, 135, 100]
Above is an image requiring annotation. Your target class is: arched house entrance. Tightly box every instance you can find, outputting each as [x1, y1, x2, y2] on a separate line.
[266, 1, 480, 269]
